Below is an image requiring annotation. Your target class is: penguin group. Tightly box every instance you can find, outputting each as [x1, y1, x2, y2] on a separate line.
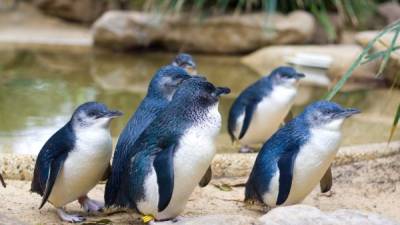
[24, 53, 360, 223]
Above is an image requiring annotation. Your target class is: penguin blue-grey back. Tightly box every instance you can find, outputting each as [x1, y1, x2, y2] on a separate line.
[105, 66, 191, 207]
[114, 79, 229, 222]
[31, 102, 122, 222]
[245, 101, 360, 207]
[228, 67, 304, 151]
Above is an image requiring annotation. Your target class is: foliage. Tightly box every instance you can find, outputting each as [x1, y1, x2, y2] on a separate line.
[323, 20, 400, 142]
[129, 0, 381, 38]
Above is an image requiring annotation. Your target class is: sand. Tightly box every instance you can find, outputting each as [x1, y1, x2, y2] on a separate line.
[0, 153, 399, 225]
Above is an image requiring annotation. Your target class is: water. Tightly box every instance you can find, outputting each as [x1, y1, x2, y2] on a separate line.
[0, 48, 398, 154]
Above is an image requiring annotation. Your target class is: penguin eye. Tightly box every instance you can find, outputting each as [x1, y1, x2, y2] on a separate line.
[88, 112, 96, 117]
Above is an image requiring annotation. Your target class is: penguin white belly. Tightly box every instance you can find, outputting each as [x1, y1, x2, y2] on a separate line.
[284, 123, 342, 205]
[262, 168, 280, 206]
[156, 104, 221, 220]
[236, 86, 297, 145]
[137, 166, 159, 216]
[49, 128, 112, 207]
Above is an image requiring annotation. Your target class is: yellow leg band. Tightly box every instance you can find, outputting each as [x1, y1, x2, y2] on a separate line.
[142, 215, 155, 223]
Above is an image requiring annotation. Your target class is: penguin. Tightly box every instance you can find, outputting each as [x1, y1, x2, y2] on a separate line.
[227, 66, 305, 152]
[171, 53, 197, 75]
[31, 102, 122, 222]
[244, 101, 360, 207]
[0, 174, 5, 188]
[114, 78, 230, 222]
[105, 66, 192, 207]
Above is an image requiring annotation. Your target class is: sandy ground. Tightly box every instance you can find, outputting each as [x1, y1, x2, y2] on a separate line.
[0, 153, 399, 225]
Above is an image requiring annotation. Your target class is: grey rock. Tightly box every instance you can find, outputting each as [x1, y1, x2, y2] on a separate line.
[33, 0, 108, 23]
[241, 45, 379, 88]
[156, 215, 259, 225]
[355, 31, 400, 86]
[259, 205, 399, 225]
[92, 10, 315, 53]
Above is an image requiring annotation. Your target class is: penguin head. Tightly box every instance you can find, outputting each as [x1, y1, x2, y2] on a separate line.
[270, 66, 305, 87]
[148, 65, 192, 101]
[173, 77, 230, 108]
[71, 102, 123, 129]
[171, 53, 197, 75]
[303, 100, 360, 130]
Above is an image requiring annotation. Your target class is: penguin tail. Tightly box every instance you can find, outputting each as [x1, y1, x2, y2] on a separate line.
[244, 180, 259, 204]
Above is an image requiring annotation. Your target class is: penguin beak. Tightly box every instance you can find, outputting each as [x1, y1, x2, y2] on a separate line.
[214, 87, 231, 97]
[185, 65, 197, 76]
[337, 108, 361, 118]
[104, 110, 123, 118]
[295, 73, 305, 80]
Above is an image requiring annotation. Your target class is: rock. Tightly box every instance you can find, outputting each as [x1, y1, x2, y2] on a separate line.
[241, 45, 379, 88]
[1, 141, 400, 180]
[93, 10, 315, 53]
[259, 205, 399, 225]
[355, 31, 400, 85]
[311, 13, 344, 44]
[155, 215, 259, 225]
[378, 2, 400, 24]
[33, 0, 108, 23]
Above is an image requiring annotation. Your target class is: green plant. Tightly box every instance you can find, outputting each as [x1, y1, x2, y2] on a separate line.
[324, 20, 400, 142]
[133, 0, 380, 39]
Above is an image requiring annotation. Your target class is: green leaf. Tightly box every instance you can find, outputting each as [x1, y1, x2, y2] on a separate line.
[388, 104, 400, 143]
[214, 183, 233, 191]
[324, 21, 400, 101]
[377, 28, 400, 77]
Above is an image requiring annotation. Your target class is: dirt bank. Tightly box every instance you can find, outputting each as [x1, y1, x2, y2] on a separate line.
[0, 153, 399, 225]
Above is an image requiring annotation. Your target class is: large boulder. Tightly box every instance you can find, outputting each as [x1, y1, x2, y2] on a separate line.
[355, 31, 400, 86]
[259, 205, 399, 225]
[241, 45, 380, 88]
[33, 0, 108, 23]
[92, 10, 315, 53]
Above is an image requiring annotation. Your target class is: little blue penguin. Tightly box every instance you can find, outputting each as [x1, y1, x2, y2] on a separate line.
[114, 78, 230, 222]
[105, 66, 192, 207]
[171, 53, 197, 75]
[31, 102, 122, 222]
[228, 66, 305, 152]
[245, 101, 360, 207]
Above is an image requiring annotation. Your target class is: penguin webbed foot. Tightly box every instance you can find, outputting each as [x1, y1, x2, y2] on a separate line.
[238, 145, 256, 153]
[78, 196, 104, 213]
[56, 208, 86, 223]
[148, 216, 182, 224]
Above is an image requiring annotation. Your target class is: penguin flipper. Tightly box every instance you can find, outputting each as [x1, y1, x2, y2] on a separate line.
[320, 166, 333, 193]
[153, 144, 176, 212]
[0, 174, 6, 188]
[101, 164, 112, 181]
[239, 103, 256, 140]
[39, 152, 68, 209]
[198, 166, 212, 187]
[276, 150, 298, 205]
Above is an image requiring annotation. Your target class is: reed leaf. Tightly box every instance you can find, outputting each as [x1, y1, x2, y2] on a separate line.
[388, 104, 400, 143]
[324, 20, 400, 101]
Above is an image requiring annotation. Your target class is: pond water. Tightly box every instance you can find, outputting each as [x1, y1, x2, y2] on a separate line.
[0, 47, 398, 155]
